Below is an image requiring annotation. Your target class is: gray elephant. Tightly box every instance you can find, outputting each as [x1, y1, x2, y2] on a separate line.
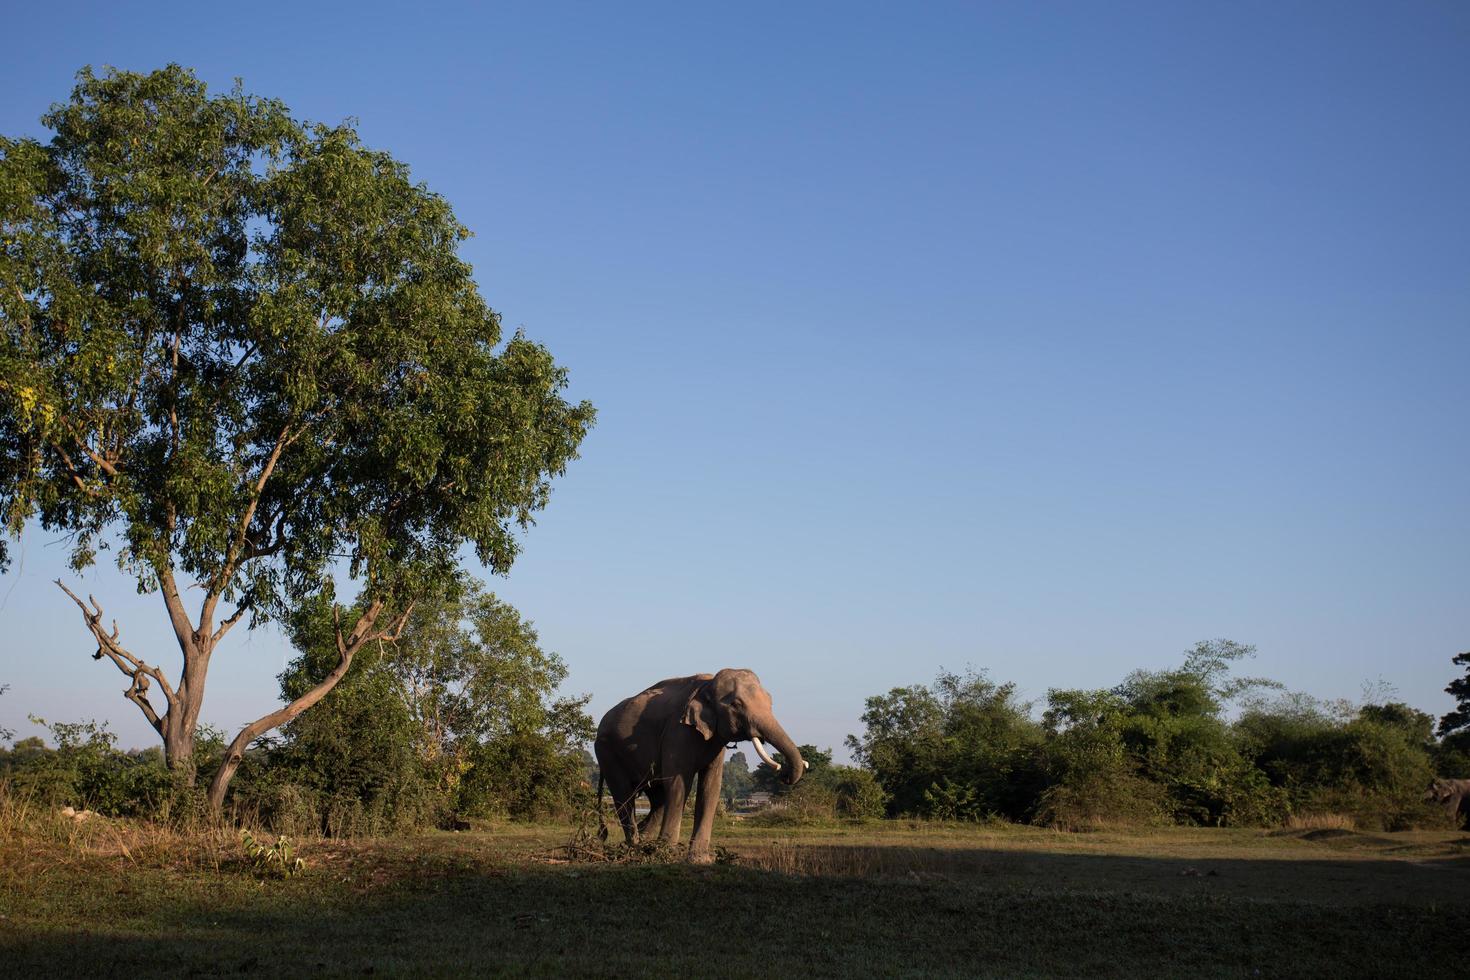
[1425, 778, 1470, 827]
[594, 668, 807, 863]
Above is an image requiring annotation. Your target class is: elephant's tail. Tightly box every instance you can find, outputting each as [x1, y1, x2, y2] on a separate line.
[595, 771, 608, 842]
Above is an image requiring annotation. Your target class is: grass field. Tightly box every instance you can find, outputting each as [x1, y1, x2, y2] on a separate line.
[2, 814, 1467, 978]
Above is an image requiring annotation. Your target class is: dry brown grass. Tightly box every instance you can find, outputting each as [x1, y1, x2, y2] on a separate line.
[1286, 811, 1357, 831]
[0, 781, 269, 876]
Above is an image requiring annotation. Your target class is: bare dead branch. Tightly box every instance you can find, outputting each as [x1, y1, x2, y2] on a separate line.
[55, 580, 177, 734]
[374, 600, 416, 644]
[125, 672, 162, 729]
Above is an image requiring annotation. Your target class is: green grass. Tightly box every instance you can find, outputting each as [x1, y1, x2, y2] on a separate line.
[2, 815, 1467, 978]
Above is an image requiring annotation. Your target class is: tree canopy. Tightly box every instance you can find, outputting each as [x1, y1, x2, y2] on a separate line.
[0, 65, 593, 808]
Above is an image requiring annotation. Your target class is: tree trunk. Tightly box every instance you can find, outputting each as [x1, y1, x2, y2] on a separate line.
[163, 719, 197, 784]
[161, 637, 213, 785]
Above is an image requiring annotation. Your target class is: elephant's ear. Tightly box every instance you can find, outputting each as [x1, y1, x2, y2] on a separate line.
[682, 683, 717, 741]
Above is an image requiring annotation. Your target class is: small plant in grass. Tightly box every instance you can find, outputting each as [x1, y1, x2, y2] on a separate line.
[240, 829, 306, 878]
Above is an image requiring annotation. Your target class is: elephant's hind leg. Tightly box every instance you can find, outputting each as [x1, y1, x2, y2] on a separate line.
[638, 784, 667, 839]
[596, 752, 642, 845]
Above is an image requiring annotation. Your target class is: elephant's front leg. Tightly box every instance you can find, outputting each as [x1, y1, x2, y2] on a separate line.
[687, 750, 725, 864]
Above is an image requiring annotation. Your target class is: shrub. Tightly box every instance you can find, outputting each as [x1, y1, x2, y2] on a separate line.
[2, 719, 180, 818]
[830, 766, 888, 819]
[232, 779, 323, 838]
[1237, 696, 1441, 830]
[848, 670, 1045, 820]
[1033, 773, 1168, 831]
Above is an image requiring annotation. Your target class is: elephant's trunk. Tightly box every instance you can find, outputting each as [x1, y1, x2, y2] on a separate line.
[754, 717, 805, 787]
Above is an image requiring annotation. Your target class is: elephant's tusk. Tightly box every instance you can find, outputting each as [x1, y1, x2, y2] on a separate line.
[751, 736, 781, 771]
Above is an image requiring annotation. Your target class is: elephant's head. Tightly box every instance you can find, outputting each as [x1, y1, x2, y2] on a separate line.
[683, 668, 807, 786]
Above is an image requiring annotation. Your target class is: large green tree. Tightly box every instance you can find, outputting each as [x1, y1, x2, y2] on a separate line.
[0, 66, 594, 810]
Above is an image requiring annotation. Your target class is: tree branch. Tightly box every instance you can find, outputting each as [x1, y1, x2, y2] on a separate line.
[231, 342, 258, 372]
[77, 442, 122, 478]
[153, 563, 199, 659]
[207, 596, 406, 810]
[46, 440, 104, 497]
[204, 423, 293, 628]
[55, 581, 176, 735]
[241, 510, 288, 560]
[211, 594, 253, 645]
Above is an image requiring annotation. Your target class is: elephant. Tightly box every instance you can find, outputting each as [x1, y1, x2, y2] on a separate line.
[1424, 778, 1470, 827]
[594, 668, 807, 863]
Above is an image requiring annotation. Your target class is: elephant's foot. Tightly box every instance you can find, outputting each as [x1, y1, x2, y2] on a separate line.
[686, 845, 715, 865]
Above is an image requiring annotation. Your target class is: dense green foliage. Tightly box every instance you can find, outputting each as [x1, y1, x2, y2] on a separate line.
[719, 750, 754, 808]
[850, 641, 1456, 831]
[235, 580, 593, 834]
[846, 670, 1045, 821]
[1436, 651, 1470, 776]
[0, 65, 593, 795]
[0, 719, 187, 818]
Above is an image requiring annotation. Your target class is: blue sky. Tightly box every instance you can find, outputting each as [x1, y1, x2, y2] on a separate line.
[2, 2, 1467, 759]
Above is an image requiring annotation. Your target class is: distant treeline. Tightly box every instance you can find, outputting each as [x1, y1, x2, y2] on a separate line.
[3, 639, 1467, 835]
[811, 640, 1469, 830]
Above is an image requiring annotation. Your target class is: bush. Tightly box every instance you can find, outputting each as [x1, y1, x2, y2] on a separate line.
[1033, 773, 1168, 831]
[458, 727, 591, 821]
[1237, 697, 1442, 831]
[746, 780, 839, 826]
[830, 766, 888, 819]
[232, 779, 323, 838]
[1, 719, 180, 818]
[235, 579, 594, 835]
[848, 670, 1045, 820]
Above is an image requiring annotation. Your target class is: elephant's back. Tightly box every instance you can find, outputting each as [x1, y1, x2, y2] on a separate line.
[596, 673, 713, 740]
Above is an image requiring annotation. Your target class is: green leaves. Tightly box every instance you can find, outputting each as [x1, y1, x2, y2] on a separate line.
[0, 64, 594, 618]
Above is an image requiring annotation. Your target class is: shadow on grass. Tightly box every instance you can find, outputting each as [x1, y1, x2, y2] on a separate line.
[3, 843, 1467, 979]
[726, 836, 1470, 907]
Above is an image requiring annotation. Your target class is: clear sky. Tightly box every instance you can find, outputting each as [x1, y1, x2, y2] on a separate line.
[1, 2, 1467, 760]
